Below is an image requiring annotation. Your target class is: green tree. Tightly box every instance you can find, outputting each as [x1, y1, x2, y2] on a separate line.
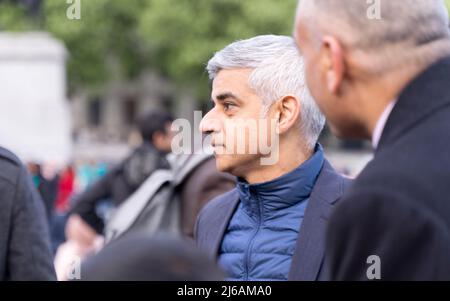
[138, 0, 298, 102]
[0, 2, 33, 31]
[42, 0, 148, 93]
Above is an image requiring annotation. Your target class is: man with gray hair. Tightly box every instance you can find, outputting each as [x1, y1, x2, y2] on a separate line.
[195, 35, 351, 280]
[295, 0, 450, 280]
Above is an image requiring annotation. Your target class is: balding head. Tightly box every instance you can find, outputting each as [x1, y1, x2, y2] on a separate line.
[294, 0, 450, 140]
[296, 0, 450, 73]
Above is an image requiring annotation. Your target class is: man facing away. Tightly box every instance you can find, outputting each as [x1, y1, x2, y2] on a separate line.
[195, 35, 351, 281]
[295, 0, 450, 280]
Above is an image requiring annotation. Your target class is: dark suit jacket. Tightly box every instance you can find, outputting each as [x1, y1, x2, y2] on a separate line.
[195, 160, 351, 280]
[0, 147, 56, 281]
[325, 56, 450, 280]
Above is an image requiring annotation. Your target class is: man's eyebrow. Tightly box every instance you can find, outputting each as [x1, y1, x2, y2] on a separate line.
[215, 92, 241, 102]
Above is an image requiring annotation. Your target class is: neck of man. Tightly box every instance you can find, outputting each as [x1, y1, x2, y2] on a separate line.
[240, 136, 312, 185]
[359, 64, 434, 139]
[352, 41, 450, 139]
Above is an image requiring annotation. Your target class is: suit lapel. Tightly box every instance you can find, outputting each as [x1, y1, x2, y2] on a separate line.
[288, 160, 346, 280]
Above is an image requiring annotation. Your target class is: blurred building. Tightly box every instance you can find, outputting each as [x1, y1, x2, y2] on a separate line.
[0, 32, 72, 167]
[70, 72, 198, 162]
[71, 72, 175, 144]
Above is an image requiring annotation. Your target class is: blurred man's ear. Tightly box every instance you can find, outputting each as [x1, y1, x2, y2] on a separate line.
[274, 95, 301, 135]
[152, 131, 162, 147]
[153, 131, 170, 152]
[152, 123, 174, 153]
[322, 36, 345, 95]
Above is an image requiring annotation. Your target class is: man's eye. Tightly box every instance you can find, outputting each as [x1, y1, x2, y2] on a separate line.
[223, 102, 236, 111]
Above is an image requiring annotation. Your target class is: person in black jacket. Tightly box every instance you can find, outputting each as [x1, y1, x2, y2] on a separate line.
[0, 147, 56, 281]
[69, 110, 174, 234]
[294, 0, 450, 280]
[54, 110, 174, 280]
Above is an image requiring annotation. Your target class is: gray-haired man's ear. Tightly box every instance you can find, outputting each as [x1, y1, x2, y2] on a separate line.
[322, 36, 345, 95]
[276, 95, 302, 135]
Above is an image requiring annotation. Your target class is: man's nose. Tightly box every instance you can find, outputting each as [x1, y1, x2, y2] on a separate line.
[199, 109, 220, 135]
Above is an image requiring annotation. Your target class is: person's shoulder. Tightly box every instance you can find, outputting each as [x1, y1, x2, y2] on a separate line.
[0, 147, 24, 182]
[0, 147, 22, 167]
[331, 183, 447, 242]
[314, 159, 354, 203]
[198, 188, 238, 219]
[351, 151, 413, 194]
[326, 182, 450, 280]
[339, 155, 427, 217]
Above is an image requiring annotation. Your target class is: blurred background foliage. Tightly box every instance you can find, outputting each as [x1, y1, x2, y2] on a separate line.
[0, 0, 449, 104]
[0, 0, 298, 103]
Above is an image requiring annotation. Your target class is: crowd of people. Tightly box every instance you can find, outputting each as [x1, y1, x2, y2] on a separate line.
[25, 160, 109, 253]
[1, 0, 450, 281]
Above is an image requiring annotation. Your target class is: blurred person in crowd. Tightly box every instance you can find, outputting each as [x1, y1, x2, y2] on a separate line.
[75, 160, 97, 192]
[295, 0, 450, 280]
[54, 110, 174, 279]
[104, 150, 236, 243]
[0, 148, 56, 280]
[55, 165, 76, 214]
[54, 214, 103, 280]
[69, 110, 175, 236]
[27, 162, 42, 188]
[79, 234, 224, 281]
[196, 35, 351, 280]
[75, 160, 109, 192]
[27, 161, 59, 224]
[49, 165, 76, 254]
[40, 162, 60, 216]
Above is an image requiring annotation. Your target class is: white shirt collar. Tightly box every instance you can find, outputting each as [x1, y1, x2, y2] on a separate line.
[372, 100, 397, 149]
